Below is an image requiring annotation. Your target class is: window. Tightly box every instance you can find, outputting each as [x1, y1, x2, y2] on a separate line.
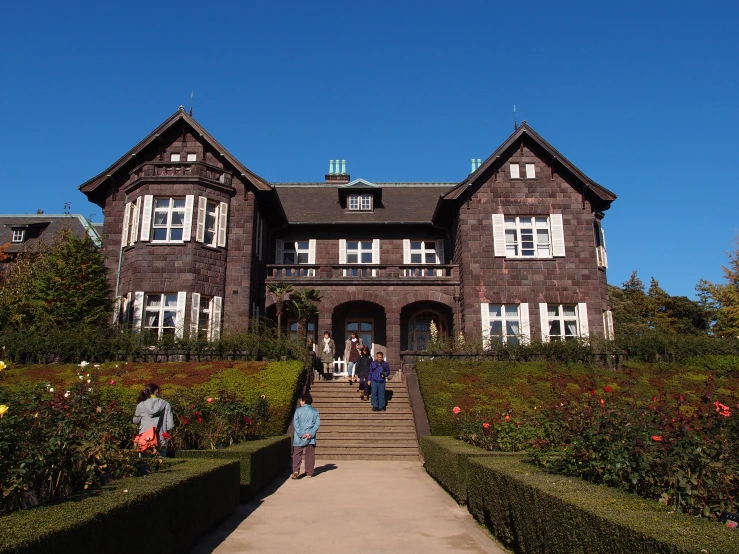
[186, 153, 197, 162]
[289, 319, 316, 343]
[144, 293, 178, 337]
[346, 320, 373, 349]
[505, 216, 551, 258]
[489, 304, 522, 345]
[408, 311, 448, 351]
[595, 221, 608, 269]
[11, 230, 24, 243]
[204, 201, 218, 246]
[547, 304, 579, 341]
[345, 240, 374, 276]
[510, 163, 520, 179]
[198, 296, 213, 339]
[284, 241, 311, 265]
[603, 310, 615, 340]
[170, 154, 181, 162]
[275, 239, 315, 276]
[408, 241, 440, 276]
[525, 163, 536, 179]
[152, 198, 186, 242]
[348, 193, 372, 211]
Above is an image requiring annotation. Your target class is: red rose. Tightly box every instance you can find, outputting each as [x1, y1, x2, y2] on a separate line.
[505, 415, 511, 422]
[604, 386, 612, 393]
[162, 432, 171, 439]
[182, 418, 190, 425]
[589, 389, 596, 396]
[452, 406, 461, 415]
[193, 411, 200, 416]
[651, 395, 657, 402]
[651, 435, 663, 441]
[600, 399, 605, 406]
[197, 417, 203, 423]
[482, 422, 490, 429]
[108, 380, 116, 385]
[244, 417, 252, 425]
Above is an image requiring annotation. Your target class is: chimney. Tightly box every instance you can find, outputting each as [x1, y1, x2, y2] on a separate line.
[325, 159, 350, 184]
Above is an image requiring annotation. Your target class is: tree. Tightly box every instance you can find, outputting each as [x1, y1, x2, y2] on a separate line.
[266, 282, 294, 337]
[29, 229, 112, 330]
[285, 288, 322, 343]
[0, 248, 39, 333]
[697, 237, 739, 337]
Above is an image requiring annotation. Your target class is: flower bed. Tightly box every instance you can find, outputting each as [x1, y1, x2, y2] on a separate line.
[0, 458, 239, 554]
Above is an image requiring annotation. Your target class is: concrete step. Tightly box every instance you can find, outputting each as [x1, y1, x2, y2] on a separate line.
[311, 392, 410, 399]
[315, 454, 420, 461]
[319, 438, 418, 446]
[318, 425, 417, 433]
[318, 431, 418, 440]
[316, 446, 420, 455]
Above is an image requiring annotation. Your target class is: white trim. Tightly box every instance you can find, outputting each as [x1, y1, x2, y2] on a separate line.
[436, 238, 445, 276]
[339, 239, 347, 265]
[492, 214, 506, 257]
[133, 292, 145, 330]
[577, 302, 589, 338]
[372, 239, 380, 264]
[131, 197, 141, 244]
[510, 163, 520, 179]
[525, 163, 536, 179]
[217, 202, 228, 247]
[520, 303, 531, 344]
[604, 310, 615, 340]
[212, 296, 223, 340]
[183, 195, 194, 242]
[480, 302, 491, 349]
[539, 302, 549, 343]
[140, 196, 153, 241]
[191, 292, 201, 338]
[121, 202, 131, 248]
[550, 213, 566, 257]
[196, 196, 207, 243]
[403, 239, 411, 265]
[308, 239, 316, 264]
[176, 292, 187, 338]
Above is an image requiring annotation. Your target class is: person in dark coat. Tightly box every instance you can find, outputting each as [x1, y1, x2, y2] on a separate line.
[368, 351, 391, 411]
[356, 345, 372, 400]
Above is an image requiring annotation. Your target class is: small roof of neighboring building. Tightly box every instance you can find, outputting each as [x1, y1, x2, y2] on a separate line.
[273, 182, 455, 224]
[0, 214, 101, 253]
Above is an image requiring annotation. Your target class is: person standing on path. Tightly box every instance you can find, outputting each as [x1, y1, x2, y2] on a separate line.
[133, 383, 175, 457]
[291, 393, 321, 478]
[344, 331, 363, 384]
[356, 345, 372, 400]
[319, 331, 336, 380]
[368, 352, 391, 412]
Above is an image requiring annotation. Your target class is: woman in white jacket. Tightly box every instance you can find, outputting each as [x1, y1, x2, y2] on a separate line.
[133, 383, 175, 456]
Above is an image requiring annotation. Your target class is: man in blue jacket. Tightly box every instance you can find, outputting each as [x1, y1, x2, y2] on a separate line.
[368, 351, 391, 412]
[291, 393, 321, 479]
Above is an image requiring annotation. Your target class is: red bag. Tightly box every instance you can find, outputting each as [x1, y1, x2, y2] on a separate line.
[134, 427, 158, 453]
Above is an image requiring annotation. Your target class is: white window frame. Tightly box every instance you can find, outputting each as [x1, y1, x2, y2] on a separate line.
[198, 295, 213, 339]
[546, 304, 580, 341]
[143, 293, 180, 338]
[404, 240, 443, 276]
[186, 153, 197, 162]
[504, 216, 552, 258]
[203, 200, 219, 247]
[510, 163, 520, 179]
[170, 153, 181, 162]
[595, 221, 608, 269]
[525, 163, 536, 179]
[344, 240, 376, 277]
[276, 239, 316, 276]
[348, 193, 372, 211]
[11, 230, 24, 243]
[488, 304, 523, 345]
[283, 240, 311, 265]
[152, 197, 186, 243]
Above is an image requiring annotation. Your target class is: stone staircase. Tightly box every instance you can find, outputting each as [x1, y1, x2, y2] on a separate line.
[311, 377, 420, 461]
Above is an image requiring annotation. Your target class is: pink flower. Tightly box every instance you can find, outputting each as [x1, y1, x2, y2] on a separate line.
[505, 415, 511, 422]
[108, 380, 116, 385]
[482, 422, 490, 429]
[604, 386, 612, 393]
[452, 406, 461, 415]
[600, 399, 605, 406]
[714, 401, 731, 417]
[207, 398, 214, 403]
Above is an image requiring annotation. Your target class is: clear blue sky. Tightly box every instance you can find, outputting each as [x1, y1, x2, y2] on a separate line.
[1, 0, 737, 298]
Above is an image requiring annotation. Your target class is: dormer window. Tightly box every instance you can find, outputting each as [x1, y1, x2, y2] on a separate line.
[11, 230, 24, 243]
[349, 193, 372, 211]
[170, 153, 181, 162]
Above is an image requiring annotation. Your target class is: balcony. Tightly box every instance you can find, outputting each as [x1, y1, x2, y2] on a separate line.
[265, 264, 460, 285]
[126, 161, 234, 191]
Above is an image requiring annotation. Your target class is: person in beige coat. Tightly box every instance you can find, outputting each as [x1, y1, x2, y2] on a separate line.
[319, 331, 336, 380]
[344, 331, 364, 384]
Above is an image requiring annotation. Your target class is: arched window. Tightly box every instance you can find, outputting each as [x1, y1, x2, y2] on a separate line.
[408, 310, 448, 351]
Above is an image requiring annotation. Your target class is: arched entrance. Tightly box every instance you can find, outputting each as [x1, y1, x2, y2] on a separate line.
[401, 301, 453, 351]
[330, 301, 387, 359]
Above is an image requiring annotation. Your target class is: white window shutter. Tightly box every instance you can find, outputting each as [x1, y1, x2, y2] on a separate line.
[601, 228, 608, 268]
[539, 303, 549, 343]
[140, 195, 153, 242]
[339, 239, 347, 265]
[308, 239, 316, 264]
[510, 163, 520, 179]
[196, 196, 207, 243]
[217, 202, 228, 247]
[372, 239, 380, 264]
[403, 239, 411, 264]
[577, 302, 589, 338]
[525, 163, 535, 179]
[131, 197, 141, 244]
[604, 310, 615, 340]
[480, 303, 491, 349]
[519, 303, 531, 344]
[436, 239, 445, 264]
[175, 292, 187, 338]
[112, 297, 122, 325]
[492, 214, 506, 257]
[276, 239, 284, 264]
[122, 292, 131, 324]
[212, 296, 223, 340]
[121, 202, 131, 248]
[550, 214, 566, 257]
[182, 195, 195, 241]
[133, 292, 145, 330]
[191, 292, 201, 338]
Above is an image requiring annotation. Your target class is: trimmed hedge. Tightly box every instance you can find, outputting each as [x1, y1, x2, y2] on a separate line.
[422, 437, 739, 554]
[0, 458, 239, 554]
[180, 435, 291, 501]
[420, 436, 522, 504]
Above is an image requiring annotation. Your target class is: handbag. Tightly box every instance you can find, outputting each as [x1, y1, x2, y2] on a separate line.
[134, 427, 158, 453]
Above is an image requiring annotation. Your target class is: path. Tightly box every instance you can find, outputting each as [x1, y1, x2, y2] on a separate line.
[191, 461, 509, 554]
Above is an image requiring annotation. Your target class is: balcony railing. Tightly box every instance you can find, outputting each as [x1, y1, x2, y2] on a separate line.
[266, 264, 459, 281]
[129, 161, 233, 187]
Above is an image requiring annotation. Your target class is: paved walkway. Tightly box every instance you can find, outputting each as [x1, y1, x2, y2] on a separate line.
[191, 461, 509, 554]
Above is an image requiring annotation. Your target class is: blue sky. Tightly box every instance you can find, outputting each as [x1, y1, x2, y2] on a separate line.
[1, 0, 737, 297]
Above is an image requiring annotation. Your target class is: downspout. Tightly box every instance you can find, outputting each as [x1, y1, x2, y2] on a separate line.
[114, 193, 127, 300]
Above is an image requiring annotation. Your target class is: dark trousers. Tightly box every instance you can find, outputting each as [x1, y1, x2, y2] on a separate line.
[371, 380, 386, 409]
[359, 377, 370, 396]
[292, 444, 315, 476]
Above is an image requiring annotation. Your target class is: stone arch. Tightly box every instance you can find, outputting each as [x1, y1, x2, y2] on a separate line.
[393, 290, 456, 311]
[321, 290, 391, 312]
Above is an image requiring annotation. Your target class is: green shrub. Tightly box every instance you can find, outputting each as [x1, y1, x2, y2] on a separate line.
[0, 458, 239, 554]
[180, 436, 291, 501]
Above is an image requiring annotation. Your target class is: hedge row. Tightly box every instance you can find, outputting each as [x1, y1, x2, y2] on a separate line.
[0, 459, 239, 554]
[421, 437, 739, 554]
[180, 436, 291, 501]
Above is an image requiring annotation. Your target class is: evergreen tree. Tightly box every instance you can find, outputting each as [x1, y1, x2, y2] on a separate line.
[0, 248, 39, 333]
[697, 237, 739, 337]
[28, 229, 111, 330]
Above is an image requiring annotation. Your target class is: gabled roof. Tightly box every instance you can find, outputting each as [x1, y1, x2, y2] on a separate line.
[342, 178, 380, 189]
[79, 107, 271, 196]
[0, 214, 101, 252]
[443, 122, 617, 205]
